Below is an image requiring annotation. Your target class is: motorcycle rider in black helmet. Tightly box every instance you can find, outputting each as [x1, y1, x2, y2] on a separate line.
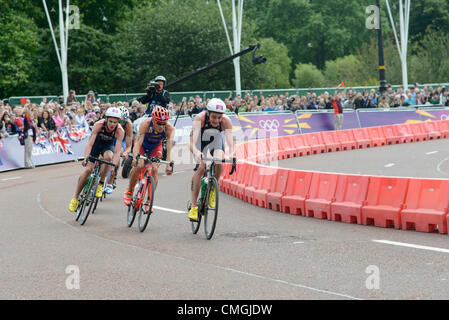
[135, 75, 171, 115]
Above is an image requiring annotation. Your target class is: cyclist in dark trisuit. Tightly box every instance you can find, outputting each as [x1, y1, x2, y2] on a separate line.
[188, 98, 235, 221]
[68, 107, 124, 212]
[104, 106, 133, 194]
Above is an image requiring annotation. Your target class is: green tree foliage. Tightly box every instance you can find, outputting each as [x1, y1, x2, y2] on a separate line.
[115, 0, 288, 92]
[292, 63, 325, 88]
[0, 10, 40, 97]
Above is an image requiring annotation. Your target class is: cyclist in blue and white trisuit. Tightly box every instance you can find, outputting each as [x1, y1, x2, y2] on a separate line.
[68, 107, 124, 212]
[188, 98, 235, 221]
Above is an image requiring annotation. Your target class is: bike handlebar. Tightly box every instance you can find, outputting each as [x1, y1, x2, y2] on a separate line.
[87, 156, 119, 171]
[193, 156, 237, 175]
[136, 154, 175, 170]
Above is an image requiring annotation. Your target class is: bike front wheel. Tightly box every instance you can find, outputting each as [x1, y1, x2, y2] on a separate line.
[203, 177, 219, 240]
[127, 182, 142, 227]
[189, 200, 202, 234]
[80, 183, 97, 226]
[138, 176, 155, 232]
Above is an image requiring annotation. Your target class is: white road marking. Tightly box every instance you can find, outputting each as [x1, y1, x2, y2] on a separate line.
[1, 177, 21, 181]
[437, 156, 449, 176]
[293, 241, 305, 244]
[373, 240, 449, 254]
[384, 163, 395, 168]
[426, 151, 439, 155]
[37, 191, 362, 300]
[153, 205, 185, 214]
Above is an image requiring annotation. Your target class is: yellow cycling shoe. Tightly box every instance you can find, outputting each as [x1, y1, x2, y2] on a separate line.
[208, 187, 216, 209]
[95, 185, 103, 198]
[69, 198, 79, 212]
[188, 206, 199, 221]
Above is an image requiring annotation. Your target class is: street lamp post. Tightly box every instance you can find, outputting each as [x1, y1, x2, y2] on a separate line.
[43, 0, 70, 104]
[385, 0, 411, 91]
[217, 0, 244, 96]
[377, 0, 387, 94]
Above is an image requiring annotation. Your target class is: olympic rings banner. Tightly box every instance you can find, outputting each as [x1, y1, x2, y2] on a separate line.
[3, 108, 449, 171]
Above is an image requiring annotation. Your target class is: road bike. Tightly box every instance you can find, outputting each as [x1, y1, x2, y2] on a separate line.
[188, 156, 236, 240]
[76, 156, 118, 225]
[126, 154, 174, 232]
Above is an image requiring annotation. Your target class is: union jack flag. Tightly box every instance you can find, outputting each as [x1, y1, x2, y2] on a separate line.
[35, 133, 52, 150]
[68, 125, 88, 142]
[51, 129, 73, 154]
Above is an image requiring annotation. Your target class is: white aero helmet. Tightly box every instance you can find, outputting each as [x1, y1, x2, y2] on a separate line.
[206, 98, 226, 114]
[105, 107, 121, 119]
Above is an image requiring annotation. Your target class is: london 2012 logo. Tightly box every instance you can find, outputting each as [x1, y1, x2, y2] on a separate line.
[258, 120, 280, 131]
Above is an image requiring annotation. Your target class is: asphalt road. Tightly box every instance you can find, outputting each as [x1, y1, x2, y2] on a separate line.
[2, 141, 449, 300]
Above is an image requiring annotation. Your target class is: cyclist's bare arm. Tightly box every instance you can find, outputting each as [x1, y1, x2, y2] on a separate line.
[132, 118, 151, 164]
[113, 125, 125, 166]
[165, 122, 175, 163]
[190, 113, 204, 159]
[82, 120, 102, 164]
[221, 116, 235, 159]
[123, 120, 133, 156]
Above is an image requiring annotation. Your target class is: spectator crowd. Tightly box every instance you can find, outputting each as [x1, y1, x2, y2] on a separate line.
[1, 83, 449, 143]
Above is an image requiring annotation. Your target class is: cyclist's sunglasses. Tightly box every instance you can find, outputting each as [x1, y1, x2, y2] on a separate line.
[155, 120, 167, 126]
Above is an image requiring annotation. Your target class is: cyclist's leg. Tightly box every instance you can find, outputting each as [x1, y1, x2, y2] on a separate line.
[127, 145, 146, 192]
[212, 138, 225, 182]
[149, 142, 163, 191]
[73, 144, 102, 199]
[74, 162, 95, 199]
[212, 149, 225, 182]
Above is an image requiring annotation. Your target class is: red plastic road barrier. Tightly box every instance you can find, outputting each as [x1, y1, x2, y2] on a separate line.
[352, 128, 372, 149]
[288, 135, 312, 157]
[422, 121, 441, 140]
[395, 123, 415, 143]
[320, 131, 342, 152]
[436, 120, 449, 138]
[304, 172, 339, 220]
[280, 170, 313, 215]
[235, 162, 252, 200]
[382, 125, 403, 145]
[244, 164, 262, 205]
[408, 122, 429, 141]
[229, 162, 247, 197]
[366, 126, 387, 147]
[361, 176, 410, 229]
[401, 179, 449, 234]
[276, 136, 296, 159]
[330, 174, 370, 224]
[264, 138, 279, 162]
[245, 140, 258, 162]
[266, 168, 290, 212]
[337, 129, 358, 151]
[303, 132, 326, 154]
[219, 162, 232, 192]
[253, 166, 278, 208]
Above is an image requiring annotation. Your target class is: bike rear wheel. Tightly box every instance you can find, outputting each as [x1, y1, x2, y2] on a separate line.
[203, 177, 219, 240]
[138, 175, 155, 232]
